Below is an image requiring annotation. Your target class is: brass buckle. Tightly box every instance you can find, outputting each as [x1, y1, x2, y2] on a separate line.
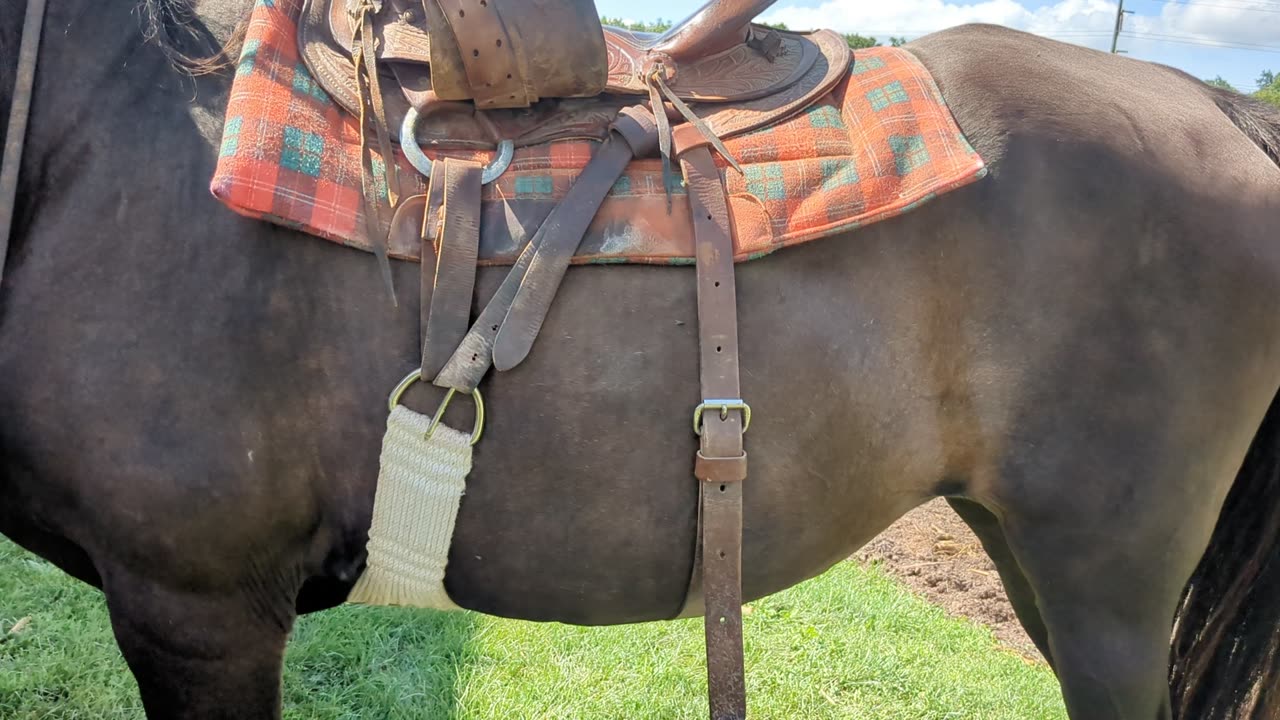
[693, 398, 751, 436]
[388, 370, 485, 446]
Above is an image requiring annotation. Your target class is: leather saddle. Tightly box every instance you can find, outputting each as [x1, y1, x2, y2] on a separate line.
[299, 0, 845, 149]
[296, 2, 853, 718]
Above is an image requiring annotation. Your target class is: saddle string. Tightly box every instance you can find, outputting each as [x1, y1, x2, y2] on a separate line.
[645, 67, 743, 212]
[351, 0, 401, 301]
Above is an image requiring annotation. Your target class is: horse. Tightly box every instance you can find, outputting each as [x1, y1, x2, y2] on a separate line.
[2, 1, 1278, 718]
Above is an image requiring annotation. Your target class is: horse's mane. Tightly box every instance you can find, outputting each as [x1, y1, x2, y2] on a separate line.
[139, 0, 249, 76]
[1204, 85, 1280, 169]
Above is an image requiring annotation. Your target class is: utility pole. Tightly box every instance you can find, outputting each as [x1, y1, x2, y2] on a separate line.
[1111, 0, 1134, 54]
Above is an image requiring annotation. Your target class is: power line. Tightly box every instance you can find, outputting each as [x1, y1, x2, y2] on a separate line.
[1121, 31, 1280, 52]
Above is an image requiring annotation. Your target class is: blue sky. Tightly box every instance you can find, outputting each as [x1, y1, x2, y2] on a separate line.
[595, 0, 1280, 91]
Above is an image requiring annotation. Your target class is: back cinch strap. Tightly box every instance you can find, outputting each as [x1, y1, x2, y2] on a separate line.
[684, 144, 748, 720]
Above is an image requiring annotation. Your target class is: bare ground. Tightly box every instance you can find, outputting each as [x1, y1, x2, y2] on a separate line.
[856, 499, 1044, 663]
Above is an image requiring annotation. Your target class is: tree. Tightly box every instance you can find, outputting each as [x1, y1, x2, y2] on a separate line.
[602, 18, 906, 52]
[600, 17, 672, 33]
[1204, 76, 1237, 92]
[844, 33, 879, 49]
[1257, 70, 1280, 109]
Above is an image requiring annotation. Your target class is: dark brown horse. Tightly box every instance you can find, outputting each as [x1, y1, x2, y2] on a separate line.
[2, 1, 1279, 718]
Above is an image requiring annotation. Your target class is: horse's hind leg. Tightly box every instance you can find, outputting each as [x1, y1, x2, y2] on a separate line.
[945, 498, 1054, 666]
[992, 457, 1231, 720]
[102, 566, 297, 720]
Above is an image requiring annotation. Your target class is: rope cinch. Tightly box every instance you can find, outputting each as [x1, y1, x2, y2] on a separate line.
[347, 405, 471, 609]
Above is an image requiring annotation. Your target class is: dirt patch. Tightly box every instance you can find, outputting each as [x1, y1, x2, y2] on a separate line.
[857, 499, 1044, 663]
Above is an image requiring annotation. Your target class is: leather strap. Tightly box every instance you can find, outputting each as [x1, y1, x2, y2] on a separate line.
[0, 0, 48, 284]
[491, 107, 660, 371]
[683, 145, 748, 720]
[434, 107, 659, 389]
[431, 0, 527, 109]
[351, 0, 401, 299]
[421, 159, 482, 379]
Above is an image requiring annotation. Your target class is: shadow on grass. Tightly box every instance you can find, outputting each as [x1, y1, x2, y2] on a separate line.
[284, 604, 479, 720]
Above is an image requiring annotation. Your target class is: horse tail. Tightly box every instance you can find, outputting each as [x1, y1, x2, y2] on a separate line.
[1168, 387, 1280, 719]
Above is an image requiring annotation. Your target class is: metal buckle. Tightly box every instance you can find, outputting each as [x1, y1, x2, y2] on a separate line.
[388, 370, 485, 446]
[693, 398, 751, 436]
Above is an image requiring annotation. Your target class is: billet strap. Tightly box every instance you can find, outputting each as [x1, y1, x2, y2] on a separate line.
[421, 159, 482, 380]
[433, 107, 660, 390]
[491, 107, 660, 371]
[683, 145, 748, 720]
[0, 0, 48, 285]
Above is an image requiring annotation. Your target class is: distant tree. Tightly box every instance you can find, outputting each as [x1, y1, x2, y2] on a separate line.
[844, 33, 879, 49]
[600, 16, 672, 33]
[1204, 76, 1238, 92]
[602, 17, 905, 52]
[1257, 70, 1280, 109]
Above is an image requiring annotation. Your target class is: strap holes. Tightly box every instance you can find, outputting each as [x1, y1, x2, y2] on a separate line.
[716, 345, 722, 353]
[507, 73, 514, 80]
[491, 324, 499, 331]
[496, 39, 503, 47]
[458, 9, 465, 17]
[718, 550, 726, 559]
[473, 49, 481, 58]
[714, 281, 720, 288]
[719, 484, 726, 492]
[471, 354, 478, 362]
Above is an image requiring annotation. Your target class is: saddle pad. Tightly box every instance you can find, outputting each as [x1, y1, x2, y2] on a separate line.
[211, 0, 987, 265]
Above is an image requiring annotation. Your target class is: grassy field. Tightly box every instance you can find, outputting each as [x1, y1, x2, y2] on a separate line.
[0, 538, 1066, 719]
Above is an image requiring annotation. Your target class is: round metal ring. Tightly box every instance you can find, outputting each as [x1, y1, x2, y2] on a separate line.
[387, 369, 485, 446]
[399, 107, 515, 184]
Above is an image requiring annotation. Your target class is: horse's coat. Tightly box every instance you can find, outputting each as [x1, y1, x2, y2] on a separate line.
[1, 2, 1279, 719]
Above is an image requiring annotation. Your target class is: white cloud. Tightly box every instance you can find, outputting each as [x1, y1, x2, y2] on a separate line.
[763, 0, 1280, 52]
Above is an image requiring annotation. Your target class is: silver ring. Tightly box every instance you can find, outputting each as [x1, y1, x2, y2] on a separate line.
[399, 107, 514, 184]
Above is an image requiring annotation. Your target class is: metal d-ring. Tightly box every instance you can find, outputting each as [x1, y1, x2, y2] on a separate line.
[388, 369, 486, 446]
[399, 107, 514, 184]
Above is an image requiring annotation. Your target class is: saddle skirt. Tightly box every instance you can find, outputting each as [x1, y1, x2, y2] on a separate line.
[211, 0, 987, 265]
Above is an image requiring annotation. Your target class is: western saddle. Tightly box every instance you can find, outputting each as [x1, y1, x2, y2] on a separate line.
[298, 1, 852, 717]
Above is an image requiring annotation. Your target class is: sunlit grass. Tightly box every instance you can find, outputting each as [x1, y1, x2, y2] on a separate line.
[1, 538, 1065, 719]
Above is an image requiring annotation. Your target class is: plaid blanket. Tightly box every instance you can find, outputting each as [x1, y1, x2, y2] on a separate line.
[211, 0, 987, 265]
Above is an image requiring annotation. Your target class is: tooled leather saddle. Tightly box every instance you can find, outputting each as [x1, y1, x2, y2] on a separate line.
[297, 2, 852, 718]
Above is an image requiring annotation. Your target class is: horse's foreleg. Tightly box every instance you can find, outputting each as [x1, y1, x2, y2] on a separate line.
[102, 565, 299, 720]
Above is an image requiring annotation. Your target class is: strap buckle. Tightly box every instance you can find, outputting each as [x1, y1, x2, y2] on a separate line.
[388, 370, 486, 446]
[693, 398, 751, 436]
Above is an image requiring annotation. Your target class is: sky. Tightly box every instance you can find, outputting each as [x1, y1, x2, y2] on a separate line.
[594, 0, 1280, 91]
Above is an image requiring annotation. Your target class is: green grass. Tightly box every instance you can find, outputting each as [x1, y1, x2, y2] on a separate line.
[0, 538, 1066, 719]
